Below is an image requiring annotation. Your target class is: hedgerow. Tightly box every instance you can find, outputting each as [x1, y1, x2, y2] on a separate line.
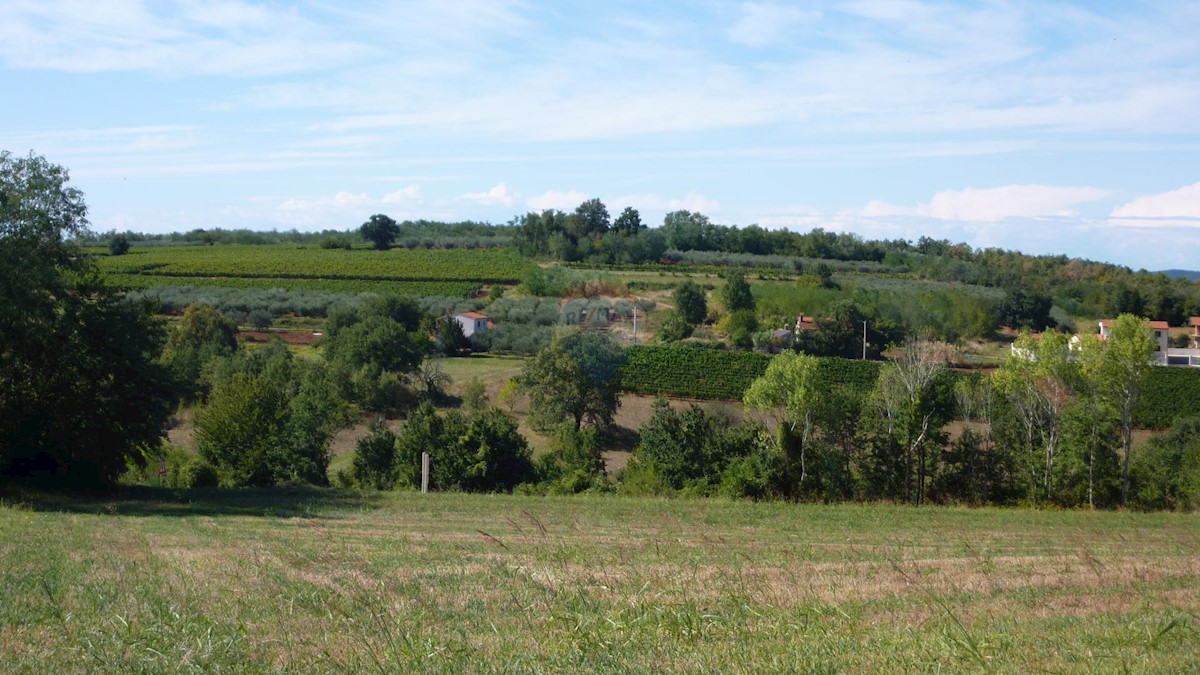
[1135, 368, 1200, 428]
[620, 346, 882, 400]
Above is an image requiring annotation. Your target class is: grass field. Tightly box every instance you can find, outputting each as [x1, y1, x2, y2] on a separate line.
[2, 489, 1197, 672]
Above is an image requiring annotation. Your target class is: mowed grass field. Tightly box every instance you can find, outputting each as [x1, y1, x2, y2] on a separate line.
[2, 490, 1198, 672]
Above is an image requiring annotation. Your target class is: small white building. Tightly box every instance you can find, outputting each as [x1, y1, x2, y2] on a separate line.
[451, 311, 492, 338]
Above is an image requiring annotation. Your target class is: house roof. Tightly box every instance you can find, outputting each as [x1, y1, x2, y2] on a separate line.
[1099, 318, 1170, 330]
[454, 311, 488, 320]
[1191, 317, 1200, 327]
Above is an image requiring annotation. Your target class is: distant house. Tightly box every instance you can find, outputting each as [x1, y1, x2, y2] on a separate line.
[451, 311, 492, 338]
[1191, 317, 1200, 347]
[794, 313, 818, 333]
[1100, 318, 1170, 364]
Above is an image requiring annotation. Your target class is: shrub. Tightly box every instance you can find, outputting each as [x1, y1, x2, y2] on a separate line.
[352, 418, 398, 490]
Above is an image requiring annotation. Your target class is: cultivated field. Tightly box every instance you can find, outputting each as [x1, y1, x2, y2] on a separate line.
[1, 490, 1197, 672]
[95, 245, 534, 297]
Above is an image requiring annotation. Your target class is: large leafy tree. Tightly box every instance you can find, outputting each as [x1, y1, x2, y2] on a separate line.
[161, 303, 239, 399]
[744, 352, 824, 487]
[196, 343, 339, 486]
[0, 151, 172, 486]
[518, 331, 626, 432]
[993, 331, 1076, 503]
[359, 213, 400, 250]
[612, 206, 643, 236]
[720, 270, 755, 312]
[1100, 314, 1156, 505]
[572, 198, 610, 239]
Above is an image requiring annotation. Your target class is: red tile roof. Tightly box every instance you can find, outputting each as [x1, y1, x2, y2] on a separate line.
[1100, 319, 1170, 330]
[456, 311, 488, 319]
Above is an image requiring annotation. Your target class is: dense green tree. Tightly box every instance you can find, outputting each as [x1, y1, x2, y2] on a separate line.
[656, 311, 693, 343]
[720, 271, 755, 312]
[635, 399, 721, 490]
[744, 352, 824, 487]
[632, 399, 760, 493]
[196, 343, 339, 486]
[538, 425, 605, 484]
[572, 198, 610, 238]
[393, 402, 533, 492]
[722, 310, 759, 350]
[993, 331, 1076, 503]
[673, 280, 707, 325]
[359, 213, 400, 250]
[436, 315, 470, 356]
[161, 303, 239, 399]
[1, 151, 173, 486]
[999, 285, 1053, 331]
[456, 408, 536, 492]
[1100, 314, 1156, 505]
[324, 316, 428, 374]
[108, 233, 130, 255]
[352, 418, 398, 490]
[1132, 416, 1200, 511]
[612, 206, 643, 236]
[518, 331, 626, 432]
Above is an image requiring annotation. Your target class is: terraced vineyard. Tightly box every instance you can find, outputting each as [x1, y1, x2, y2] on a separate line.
[95, 245, 534, 297]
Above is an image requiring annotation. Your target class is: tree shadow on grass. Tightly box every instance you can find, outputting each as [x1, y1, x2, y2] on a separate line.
[0, 483, 392, 519]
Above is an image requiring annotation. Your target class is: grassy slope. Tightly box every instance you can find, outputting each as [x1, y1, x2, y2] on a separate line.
[1, 489, 1197, 673]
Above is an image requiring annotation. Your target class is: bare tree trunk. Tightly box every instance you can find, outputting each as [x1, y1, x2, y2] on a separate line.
[1121, 420, 1133, 506]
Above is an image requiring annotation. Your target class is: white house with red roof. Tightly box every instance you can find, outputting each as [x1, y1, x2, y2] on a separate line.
[451, 311, 493, 338]
[1099, 318, 1171, 365]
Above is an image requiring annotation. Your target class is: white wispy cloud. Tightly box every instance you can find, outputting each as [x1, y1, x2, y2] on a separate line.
[727, 3, 817, 47]
[0, 0, 364, 76]
[527, 190, 588, 211]
[918, 185, 1107, 222]
[461, 183, 518, 207]
[838, 186, 1107, 223]
[382, 185, 422, 204]
[612, 192, 721, 214]
[1110, 180, 1200, 227]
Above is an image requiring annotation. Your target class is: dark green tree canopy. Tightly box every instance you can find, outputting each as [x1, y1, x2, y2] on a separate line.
[108, 233, 131, 255]
[359, 213, 400, 250]
[519, 330, 626, 432]
[613, 206, 643, 236]
[1, 152, 172, 487]
[720, 271, 755, 312]
[673, 280, 707, 325]
[572, 198, 610, 238]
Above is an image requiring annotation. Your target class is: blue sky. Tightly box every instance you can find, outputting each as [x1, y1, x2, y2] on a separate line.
[3, 1, 1199, 270]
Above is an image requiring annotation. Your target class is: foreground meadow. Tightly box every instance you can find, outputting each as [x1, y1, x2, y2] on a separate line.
[1, 490, 1197, 673]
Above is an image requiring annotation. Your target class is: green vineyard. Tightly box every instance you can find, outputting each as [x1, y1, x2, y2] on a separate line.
[95, 245, 533, 297]
[620, 345, 884, 400]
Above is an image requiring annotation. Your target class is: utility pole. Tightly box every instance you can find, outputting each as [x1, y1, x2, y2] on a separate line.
[862, 320, 867, 360]
[632, 307, 638, 346]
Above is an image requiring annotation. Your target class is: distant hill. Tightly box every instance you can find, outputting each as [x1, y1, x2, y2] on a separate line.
[1158, 269, 1200, 281]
